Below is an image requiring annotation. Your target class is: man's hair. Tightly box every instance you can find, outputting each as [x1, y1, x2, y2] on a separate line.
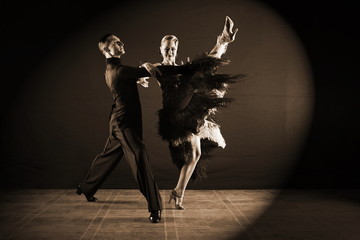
[98, 33, 115, 53]
[99, 33, 114, 43]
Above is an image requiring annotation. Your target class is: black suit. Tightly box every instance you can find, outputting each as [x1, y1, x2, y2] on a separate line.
[79, 58, 189, 211]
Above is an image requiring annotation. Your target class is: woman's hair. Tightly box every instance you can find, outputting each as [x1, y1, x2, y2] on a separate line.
[161, 35, 178, 46]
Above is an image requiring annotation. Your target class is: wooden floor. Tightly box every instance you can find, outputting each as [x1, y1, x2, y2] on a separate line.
[0, 189, 359, 240]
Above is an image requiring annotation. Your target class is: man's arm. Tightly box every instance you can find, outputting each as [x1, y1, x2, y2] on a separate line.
[122, 63, 190, 81]
[121, 63, 162, 79]
[157, 65, 190, 75]
[208, 16, 238, 59]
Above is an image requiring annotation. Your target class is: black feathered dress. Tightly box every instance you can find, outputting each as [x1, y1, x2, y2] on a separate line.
[155, 55, 244, 180]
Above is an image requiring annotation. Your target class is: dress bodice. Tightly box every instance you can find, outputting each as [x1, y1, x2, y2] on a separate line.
[158, 74, 183, 109]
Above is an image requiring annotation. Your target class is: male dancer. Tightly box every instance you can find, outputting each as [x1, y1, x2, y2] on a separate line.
[76, 33, 190, 223]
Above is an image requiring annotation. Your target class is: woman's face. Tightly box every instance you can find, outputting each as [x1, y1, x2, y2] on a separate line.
[160, 40, 178, 60]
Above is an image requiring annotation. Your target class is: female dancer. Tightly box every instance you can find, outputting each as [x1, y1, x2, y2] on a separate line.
[140, 16, 242, 209]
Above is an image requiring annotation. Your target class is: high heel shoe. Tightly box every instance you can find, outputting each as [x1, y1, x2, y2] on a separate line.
[168, 189, 185, 210]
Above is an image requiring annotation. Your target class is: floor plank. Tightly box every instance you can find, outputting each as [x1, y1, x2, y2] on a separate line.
[0, 189, 359, 240]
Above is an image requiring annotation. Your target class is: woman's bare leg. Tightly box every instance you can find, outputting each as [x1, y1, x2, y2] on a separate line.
[174, 135, 201, 199]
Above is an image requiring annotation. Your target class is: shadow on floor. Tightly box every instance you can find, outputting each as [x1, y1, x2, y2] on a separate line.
[233, 189, 360, 240]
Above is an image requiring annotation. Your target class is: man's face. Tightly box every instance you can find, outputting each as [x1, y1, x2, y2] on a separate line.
[107, 35, 125, 57]
[160, 40, 178, 60]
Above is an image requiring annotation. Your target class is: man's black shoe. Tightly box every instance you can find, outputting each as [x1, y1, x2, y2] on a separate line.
[76, 186, 98, 202]
[149, 210, 161, 223]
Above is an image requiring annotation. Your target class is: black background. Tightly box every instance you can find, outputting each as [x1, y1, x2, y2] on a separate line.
[1, 0, 359, 189]
[263, 1, 360, 188]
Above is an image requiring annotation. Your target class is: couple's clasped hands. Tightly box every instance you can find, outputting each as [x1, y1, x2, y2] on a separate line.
[137, 62, 162, 88]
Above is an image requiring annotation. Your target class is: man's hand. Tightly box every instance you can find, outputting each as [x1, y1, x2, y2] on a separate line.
[140, 62, 162, 77]
[180, 57, 191, 65]
[218, 16, 238, 44]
